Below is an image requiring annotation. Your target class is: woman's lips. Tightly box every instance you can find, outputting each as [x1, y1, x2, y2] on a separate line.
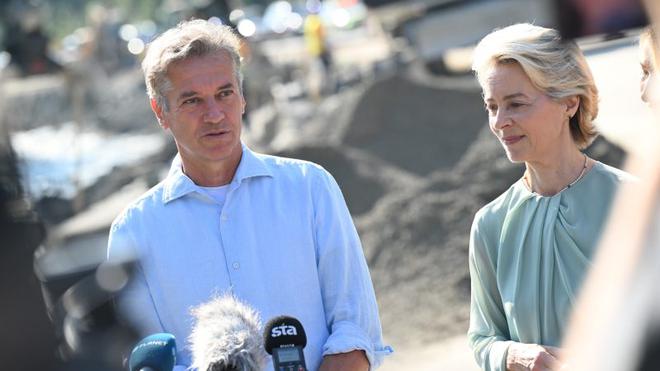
[502, 135, 524, 145]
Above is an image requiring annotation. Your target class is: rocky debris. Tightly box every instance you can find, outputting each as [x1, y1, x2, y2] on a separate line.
[1, 66, 155, 133]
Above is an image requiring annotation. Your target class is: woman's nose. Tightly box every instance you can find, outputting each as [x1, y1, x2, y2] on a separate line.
[491, 111, 511, 130]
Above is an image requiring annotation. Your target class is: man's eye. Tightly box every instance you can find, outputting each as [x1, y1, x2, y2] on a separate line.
[509, 102, 525, 109]
[218, 90, 233, 98]
[485, 104, 497, 114]
[182, 97, 200, 105]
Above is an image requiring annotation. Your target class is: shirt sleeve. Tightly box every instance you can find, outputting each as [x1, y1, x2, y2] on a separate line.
[467, 214, 513, 371]
[108, 214, 189, 369]
[311, 168, 393, 369]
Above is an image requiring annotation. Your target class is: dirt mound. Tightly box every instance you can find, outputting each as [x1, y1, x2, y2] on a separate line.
[342, 73, 486, 175]
[356, 127, 522, 347]
[275, 144, 421, 216]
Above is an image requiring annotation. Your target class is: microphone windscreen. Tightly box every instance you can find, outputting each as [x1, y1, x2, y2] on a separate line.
[263, 316, 307, 354]
[129, 333, 177, 371]
[189, 294, 267, 371]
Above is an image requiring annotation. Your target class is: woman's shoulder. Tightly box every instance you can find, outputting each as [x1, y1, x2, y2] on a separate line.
[591, 161, 636, 184]
[577, 162, 637, 199]
[473, 180, 526, 229]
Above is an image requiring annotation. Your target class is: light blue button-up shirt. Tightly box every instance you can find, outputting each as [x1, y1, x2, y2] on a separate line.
[108, 144, 391, 370]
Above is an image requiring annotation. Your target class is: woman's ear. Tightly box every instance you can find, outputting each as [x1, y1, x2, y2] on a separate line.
[565, 95, 580, 119]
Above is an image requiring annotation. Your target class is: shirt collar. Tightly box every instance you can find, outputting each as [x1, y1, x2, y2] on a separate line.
[162, 143, 273, 204]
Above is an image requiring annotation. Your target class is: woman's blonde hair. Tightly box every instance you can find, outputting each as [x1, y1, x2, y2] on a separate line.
[141, 19, 243, 111]
[640, 26, 659, 69]
[472, 23, 599, 149]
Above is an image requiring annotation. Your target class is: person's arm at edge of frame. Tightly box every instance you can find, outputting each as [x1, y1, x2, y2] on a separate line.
[311, 166, 392, 370]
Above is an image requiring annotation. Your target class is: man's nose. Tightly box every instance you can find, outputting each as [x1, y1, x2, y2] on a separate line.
[202, 99, 225, 123]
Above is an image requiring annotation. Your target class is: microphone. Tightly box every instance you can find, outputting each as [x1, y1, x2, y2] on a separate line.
[263, 316, 307, 371]
[128, 333, 177, 371]
[189, 294, 268, 371]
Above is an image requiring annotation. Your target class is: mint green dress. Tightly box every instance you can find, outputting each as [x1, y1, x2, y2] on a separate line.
[467, 162, 632, 371]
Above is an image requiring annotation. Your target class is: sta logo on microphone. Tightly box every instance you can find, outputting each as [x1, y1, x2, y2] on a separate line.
[271, 324, 298, 337]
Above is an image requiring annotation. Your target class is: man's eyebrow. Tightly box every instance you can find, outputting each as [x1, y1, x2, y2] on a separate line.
[176, 83, 235, 102]
[216, 83, 234, 91]
[177, 91, 198, 102]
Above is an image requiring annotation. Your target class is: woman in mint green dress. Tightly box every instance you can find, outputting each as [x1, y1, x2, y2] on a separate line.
[467, 24, 632, 371]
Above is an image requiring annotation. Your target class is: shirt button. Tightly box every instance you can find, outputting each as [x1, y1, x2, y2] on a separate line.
[221, 214, 228, 221]
[232, 262, 240, 270]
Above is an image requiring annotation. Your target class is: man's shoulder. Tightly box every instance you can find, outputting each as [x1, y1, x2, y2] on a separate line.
[252, 151, 330, 180]
[110, 180, 168, 228]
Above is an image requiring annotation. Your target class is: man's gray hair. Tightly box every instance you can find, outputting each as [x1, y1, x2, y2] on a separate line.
[142, 19, 243, 111]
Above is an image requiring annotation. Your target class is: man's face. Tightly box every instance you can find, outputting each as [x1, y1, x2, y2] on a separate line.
[154, 51, 245, 171]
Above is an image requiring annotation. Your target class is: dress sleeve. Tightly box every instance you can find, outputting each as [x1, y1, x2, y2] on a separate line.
[467, 213, 513, 371]
[311, 168, 393, 369]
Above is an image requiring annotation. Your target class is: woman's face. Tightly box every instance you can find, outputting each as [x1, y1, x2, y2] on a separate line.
[640, 41, 659, 106]
[482, 62, 578, 164]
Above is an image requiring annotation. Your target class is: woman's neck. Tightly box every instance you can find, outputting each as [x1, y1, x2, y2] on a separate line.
[524, 148, 590, 196]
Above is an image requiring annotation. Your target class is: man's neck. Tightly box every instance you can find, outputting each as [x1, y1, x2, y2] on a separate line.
[180, 148, 243, 187]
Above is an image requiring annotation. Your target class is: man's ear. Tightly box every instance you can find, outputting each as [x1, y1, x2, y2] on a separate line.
[564, 95, 580, 119]
[150, 98, 168, 129]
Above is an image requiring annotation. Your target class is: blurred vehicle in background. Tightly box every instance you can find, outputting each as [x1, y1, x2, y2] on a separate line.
[390, 0, 553, 74]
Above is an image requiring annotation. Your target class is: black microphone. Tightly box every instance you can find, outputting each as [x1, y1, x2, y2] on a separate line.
[128, 333, 177, 371]
[189, 294, 267, 371]
[263, 316, 307, 371]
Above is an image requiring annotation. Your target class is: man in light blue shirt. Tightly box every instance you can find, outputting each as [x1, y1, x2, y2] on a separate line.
[107, 19, 389, 370]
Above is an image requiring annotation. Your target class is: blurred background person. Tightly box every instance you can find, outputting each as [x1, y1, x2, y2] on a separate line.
[640, 26, 659, 106]
[467, 23, 633, 371]
[561, 10, 660, 371]
[303, 0, 333, 102]
[2, 0, 61, 77]
[0, 87, 56, 370]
